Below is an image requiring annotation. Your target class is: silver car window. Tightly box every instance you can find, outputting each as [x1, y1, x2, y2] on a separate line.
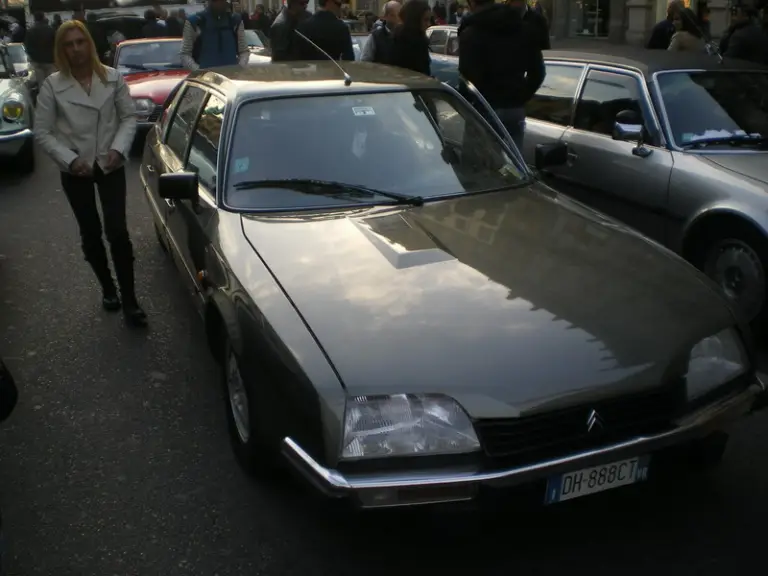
[187, 94, 225, 194]
[526, 64, 584, 126]
[574, 70, 646, 136]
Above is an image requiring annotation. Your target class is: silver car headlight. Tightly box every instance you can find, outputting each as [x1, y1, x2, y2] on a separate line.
[687, 328, 748, 400]
[132, 97, 155, 120]
[341, 394, 480, 460]
[2, 94, 25, 122]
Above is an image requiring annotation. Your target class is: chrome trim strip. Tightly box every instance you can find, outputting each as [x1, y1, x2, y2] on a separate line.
[282, 382, 764, 503]
[0, 128, 33, 143]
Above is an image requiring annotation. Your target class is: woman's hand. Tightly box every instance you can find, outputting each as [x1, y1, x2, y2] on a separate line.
[69, 157, 93, 177]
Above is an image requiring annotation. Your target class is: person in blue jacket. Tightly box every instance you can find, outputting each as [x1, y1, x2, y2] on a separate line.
[180, 0, 250, 70]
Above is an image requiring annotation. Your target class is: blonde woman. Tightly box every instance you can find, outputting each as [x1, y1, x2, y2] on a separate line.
[34, 20, 146, 327]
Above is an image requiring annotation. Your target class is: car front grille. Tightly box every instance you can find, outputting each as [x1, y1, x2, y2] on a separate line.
[146, 105, 162, 123]
[474, 383, 685, 466]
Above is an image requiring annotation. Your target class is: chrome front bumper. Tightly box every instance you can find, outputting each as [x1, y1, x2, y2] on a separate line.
[0, 128, 33, 157]
[283, 379, 767, 509]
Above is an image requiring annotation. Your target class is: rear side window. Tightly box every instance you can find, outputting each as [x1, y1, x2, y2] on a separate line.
[573, 70, 646, 136]
[526, 64, 585, 126]
[428, 29, 448, 52]
[166, 85, 206, 160]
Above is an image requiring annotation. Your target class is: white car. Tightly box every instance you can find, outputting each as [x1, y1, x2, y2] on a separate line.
[0, 43, 34, 173]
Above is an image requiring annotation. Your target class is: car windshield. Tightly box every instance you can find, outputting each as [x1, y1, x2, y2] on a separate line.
[244, 29, 266, 49]
[6, 44, 27, 65]
[116, 40, 182, 72]
[657, 71, 768, 148]
[226, 89, 528, 211]
[351, 35, 369, 60]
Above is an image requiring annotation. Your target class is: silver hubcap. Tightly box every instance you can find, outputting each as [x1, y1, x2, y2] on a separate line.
[706, 239, 765, 321]
[226, 351, 250, 444]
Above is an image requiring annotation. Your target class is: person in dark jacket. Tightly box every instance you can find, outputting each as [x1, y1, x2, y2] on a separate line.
[52, 14, 63, 35]
[24, 11, 56, 85]
[142, 10, 167, 38]
[84, 12, 110, 63]
[646, 0, 683, 49]
[459, 0, 545, 151]
[507, 0, 550, 50]
[721, 4, 768, 64]
[165, 11, 184, 37]
[390, 0, 432, 75]
[360, 1, 401, 62]
[296, 0, 355, 60]
[270, 0, 312, 61]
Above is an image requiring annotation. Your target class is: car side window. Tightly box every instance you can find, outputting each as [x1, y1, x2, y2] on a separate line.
[428, 30, 448, 52]
[447, 32, 459, 56]
[165, 85, 206, 160]
[526, 64, 585, 126]
[573, 70, 646, 136]
[159, 82, 185, 134]
[186, 93, 225, 194]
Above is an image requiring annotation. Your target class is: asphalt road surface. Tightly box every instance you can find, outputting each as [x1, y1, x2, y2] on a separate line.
[1, 149, 767, 576]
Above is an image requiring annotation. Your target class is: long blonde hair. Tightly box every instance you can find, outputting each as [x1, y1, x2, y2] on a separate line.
[54, 20, 107, 83]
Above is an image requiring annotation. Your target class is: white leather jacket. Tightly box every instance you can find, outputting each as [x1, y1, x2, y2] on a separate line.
[34, 66, 136, 174]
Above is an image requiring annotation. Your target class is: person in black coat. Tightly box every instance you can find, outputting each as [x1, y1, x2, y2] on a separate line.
[296, 0, 355, 60]
[646, 0, 683, 49]
[721, 5, 768, 64]
[142, 10, 167, 38]
[507, 0, 550, 50]
[390, 0, 432, 76]
[270, 0, 312, 60]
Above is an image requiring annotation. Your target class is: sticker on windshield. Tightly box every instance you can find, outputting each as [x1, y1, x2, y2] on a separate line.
[233, 157, 250, 173]
[352, 130, 367, 159]
[352, 106, 376, 117]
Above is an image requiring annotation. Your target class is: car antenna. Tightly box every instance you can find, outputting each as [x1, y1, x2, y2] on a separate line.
[294, 29, 353, 86]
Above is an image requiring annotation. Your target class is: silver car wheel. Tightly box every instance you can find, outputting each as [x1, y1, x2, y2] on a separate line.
[226, 351, 251, 444]
[706, 238, 766, 321]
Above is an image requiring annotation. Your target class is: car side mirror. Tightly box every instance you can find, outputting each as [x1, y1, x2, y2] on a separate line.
[159, 172, 199, 201]
[613, 109, 644, 142]
[535, 142, 568, 171]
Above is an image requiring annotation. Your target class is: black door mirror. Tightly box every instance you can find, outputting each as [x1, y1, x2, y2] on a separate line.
[159, 172, 199, 201]
[535, 142, 568, 171]
[613, 109, 644, 142]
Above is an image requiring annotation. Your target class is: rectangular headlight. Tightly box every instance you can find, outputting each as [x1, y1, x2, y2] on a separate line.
[341, 394, 480, 460]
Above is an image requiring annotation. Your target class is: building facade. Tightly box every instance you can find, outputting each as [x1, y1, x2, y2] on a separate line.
[549, 0, 731, 44]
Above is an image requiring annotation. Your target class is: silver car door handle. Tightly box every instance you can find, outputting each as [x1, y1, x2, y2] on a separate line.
[567, 151, 579, 160]
[164, 198, 176, 211]
[145, 165, 155, 173]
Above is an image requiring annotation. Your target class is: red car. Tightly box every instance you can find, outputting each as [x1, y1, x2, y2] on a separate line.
[115, 33, 271, 132]
[114, 38, 190, 131]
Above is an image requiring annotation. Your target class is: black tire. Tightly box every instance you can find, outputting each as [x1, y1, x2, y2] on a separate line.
[693, 222, 768, 332]
[16, 139, 34, 175]
[221, 338, 282, 479]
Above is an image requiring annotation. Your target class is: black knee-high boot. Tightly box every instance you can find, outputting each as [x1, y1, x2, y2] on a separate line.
[111, 243, 147, 327]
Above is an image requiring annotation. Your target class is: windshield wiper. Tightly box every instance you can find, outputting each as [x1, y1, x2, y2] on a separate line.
[232, 178, 425, 206]
[682, 135, 768, 149]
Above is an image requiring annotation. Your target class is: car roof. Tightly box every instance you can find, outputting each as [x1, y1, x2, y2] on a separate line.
[117, 37, 181, 46]
[186, 61, 442, 98]
[545, 46, 768, 77]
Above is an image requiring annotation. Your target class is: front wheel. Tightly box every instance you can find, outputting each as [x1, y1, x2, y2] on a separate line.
[221, 339, 281, 479]
[698, 225, 768, 330]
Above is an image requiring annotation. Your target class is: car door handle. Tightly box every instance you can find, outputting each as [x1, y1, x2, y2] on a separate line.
[567, 151, 579, 161]
[164, 198, 176, 212]
[145, 165, 155, 173]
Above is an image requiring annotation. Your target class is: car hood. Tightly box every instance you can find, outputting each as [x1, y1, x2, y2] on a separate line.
[239, 187, 735, 419]
[702, 153, 768, 186]
[124, 69, 188, 104]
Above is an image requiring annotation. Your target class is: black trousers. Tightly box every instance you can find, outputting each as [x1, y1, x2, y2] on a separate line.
[61, 165, 137, 300]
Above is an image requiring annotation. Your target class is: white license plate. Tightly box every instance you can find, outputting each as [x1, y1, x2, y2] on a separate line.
[545, 455, 650, 504]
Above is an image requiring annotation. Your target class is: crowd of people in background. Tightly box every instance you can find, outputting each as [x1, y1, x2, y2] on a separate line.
[647, 0, 768, 64]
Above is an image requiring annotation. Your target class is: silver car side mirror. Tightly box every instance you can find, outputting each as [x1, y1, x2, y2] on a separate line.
[612, 121, 643, 142]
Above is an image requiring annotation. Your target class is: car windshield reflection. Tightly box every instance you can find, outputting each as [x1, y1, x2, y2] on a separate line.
[225, 90, 529, 211]
[657, 70, 768, 148]
[116, 40, 183, 73]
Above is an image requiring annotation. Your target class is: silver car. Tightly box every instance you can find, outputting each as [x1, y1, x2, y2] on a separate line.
[520, 49, 768, 329]
[0, 42, 34, 173]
